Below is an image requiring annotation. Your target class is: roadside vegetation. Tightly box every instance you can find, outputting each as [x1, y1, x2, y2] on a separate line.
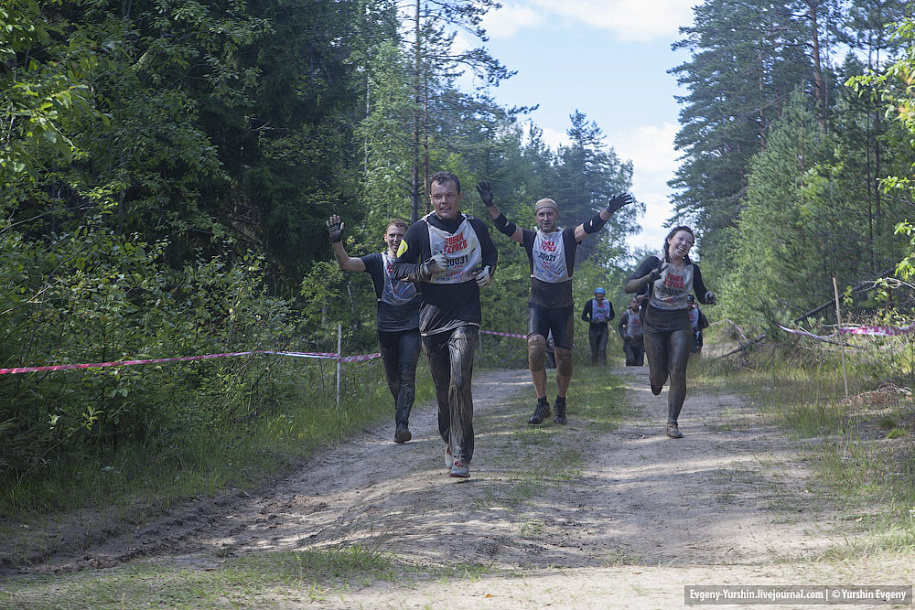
[695, 322, 915, 558]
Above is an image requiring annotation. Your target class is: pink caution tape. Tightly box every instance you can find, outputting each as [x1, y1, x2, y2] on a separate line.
[481, 329, 527, 339]
[0, 327, 528, 376]
[778, 322, 915, 340]
[0, 350, 381, 376]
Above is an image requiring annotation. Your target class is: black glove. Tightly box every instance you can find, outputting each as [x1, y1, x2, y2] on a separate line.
[705, 291, 717, 305]
[606, 192, 633, 214]
[327, 215, 344, 243]
[476, 181, 494, 207]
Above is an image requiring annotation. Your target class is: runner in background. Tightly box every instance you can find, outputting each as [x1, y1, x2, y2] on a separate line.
[581, 287, 614, 365]
[327, 216, 422, 444]
[476, 180, 632, 426]
[625, 226, 715, 439]
[687, 295, 709, 354]
[391, 171, 498, 479]
[617, 295, 645, 366]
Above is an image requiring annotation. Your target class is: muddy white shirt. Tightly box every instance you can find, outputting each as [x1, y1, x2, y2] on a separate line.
[650, 262, 696, 311]
[520, 226, 579, 309]
[589, 299, 612, 323]
[426, 215, 482, 285]
[622, 309, 643, 340]
[688, 307, 700, 330]
[360, 252, 421, 333]
[627, 255, 712, 334]
[391, 213, 498, 335]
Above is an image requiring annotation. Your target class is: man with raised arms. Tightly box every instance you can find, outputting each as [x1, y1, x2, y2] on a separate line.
[476, 181, 632, 425]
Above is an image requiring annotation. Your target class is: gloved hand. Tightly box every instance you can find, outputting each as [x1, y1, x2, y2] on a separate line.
[705, 291, 716, 305]
[419, 253, 449, 279]
[475, 265, 492, 288]
[606, 193, 633, 214]
[646, 262, 667, 284]
[327, 215, 344, 243]
[476, 181, 494, 207]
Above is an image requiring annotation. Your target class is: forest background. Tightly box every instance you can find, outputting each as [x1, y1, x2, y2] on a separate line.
[1, 0, 915, 509]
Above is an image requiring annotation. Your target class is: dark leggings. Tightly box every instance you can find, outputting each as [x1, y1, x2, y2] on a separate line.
[624, 339, 645, 366]
[643, 328, 692, 424]
[588, 325, 609, 364]
[422, 325, 478, 463]
[377, 329, 421, 427]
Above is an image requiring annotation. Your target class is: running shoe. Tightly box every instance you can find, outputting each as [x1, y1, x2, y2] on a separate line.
[666, 423, 684, 439]
[528, 398, 551, 424]
[553, 396, 567, 425]
[449, 460, 470, 478]
[394, 424, 411, 444]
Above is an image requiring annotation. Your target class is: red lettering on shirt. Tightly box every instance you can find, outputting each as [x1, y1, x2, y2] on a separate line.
[665, 274, 684, 290]
[540, 240, 557, 253]
[444, 232, 467, 254]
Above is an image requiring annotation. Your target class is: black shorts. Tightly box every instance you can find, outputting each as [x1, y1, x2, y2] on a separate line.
[527, 305, 575, 350]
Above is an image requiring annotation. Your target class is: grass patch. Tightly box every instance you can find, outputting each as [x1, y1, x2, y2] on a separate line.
[0, 546, 399, 609]
[0, 359, 436, 554]
[472, 360, 627, 510]
[699, 339, 915, 557]
[0, 547, 522, 609]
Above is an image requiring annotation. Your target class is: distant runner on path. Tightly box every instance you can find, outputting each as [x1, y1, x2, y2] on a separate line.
[391, 171, 498, 479]
[581, 286, 614, 365]
[625, 225, 715, 439]
[687, 295, 709, 354]
[327, 216, 422, 444]
[617, 295, 645, 366]
[476, 180, 632, 426]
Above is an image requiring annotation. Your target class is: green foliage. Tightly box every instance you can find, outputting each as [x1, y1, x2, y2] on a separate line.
[0, 0, 101, 181]
[670, 0, 815, 268]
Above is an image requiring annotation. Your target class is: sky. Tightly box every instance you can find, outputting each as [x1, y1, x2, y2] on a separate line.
[461, 0, 698, 255]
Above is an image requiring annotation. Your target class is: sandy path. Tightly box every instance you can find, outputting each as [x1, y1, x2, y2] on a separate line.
[5, 364, 913, 608]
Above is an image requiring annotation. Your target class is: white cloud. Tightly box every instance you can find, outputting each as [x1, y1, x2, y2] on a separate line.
[481, 4, 545, 39]
[612, 123, 679, 187]
[538, 125, 569, 150]
[610, 123, 680, 253]
[486, 0, 694, 42]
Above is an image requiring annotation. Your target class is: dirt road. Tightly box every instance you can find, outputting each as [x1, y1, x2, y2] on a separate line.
[5, 365, 913, 608]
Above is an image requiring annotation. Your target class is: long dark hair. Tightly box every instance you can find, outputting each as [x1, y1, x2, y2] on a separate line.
[661, 225, 695, 263]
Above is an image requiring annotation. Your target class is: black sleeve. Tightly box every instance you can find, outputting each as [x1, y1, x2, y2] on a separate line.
[391, 222, 428, 281]
[693, 264, 713, 304]
[617, 310, 628, 338]
[581, 299, 592, 322]
[360, 253, 384, 299]
[469, 217, 498, 275]
[608, 301, 615, 321]
[625, 256, 661, 294]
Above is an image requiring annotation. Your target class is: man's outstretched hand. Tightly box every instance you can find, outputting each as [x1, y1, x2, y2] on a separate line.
[327, 214, 344, 243]
[476, 181, 494, 207]
[606, 193, 633, 214]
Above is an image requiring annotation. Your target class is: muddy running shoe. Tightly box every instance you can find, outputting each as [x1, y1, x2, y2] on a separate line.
[449, 460, 470, 478]
[528, 398, 551, 425]
[394, 424, 412, 444]
[444, 445, 453, 469]
[666, 423, 683, 439]
[553, 396, 567, 425]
